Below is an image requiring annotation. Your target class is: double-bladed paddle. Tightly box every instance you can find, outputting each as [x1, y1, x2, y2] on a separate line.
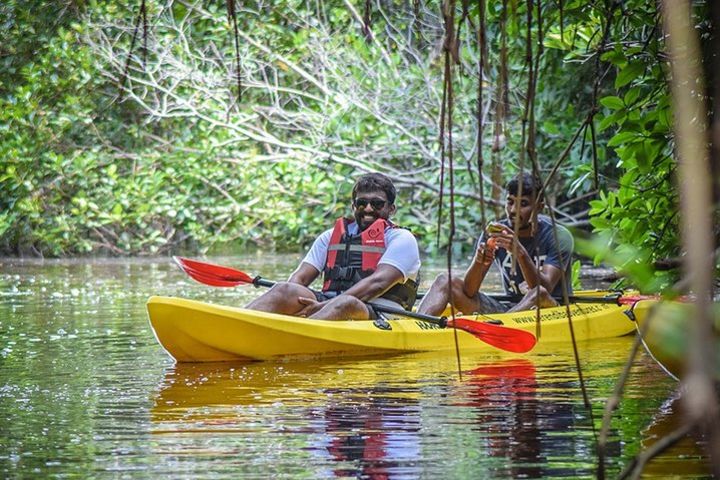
[173, 256, 658, 306]
[172, 256, 537, 354]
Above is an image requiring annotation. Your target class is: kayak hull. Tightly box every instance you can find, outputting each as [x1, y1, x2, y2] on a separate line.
[147, 293, 643, 362]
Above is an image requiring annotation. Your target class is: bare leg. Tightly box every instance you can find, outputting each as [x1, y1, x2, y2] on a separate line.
[310, 295, 370, 320]
[246, 282, 316, 315]
[508, 285, 558, 312]
[417, 273, 482, 316]
[416, 273, 451, 315]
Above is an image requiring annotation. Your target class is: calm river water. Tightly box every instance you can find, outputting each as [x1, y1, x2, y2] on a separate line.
[0, 256, 711, 478]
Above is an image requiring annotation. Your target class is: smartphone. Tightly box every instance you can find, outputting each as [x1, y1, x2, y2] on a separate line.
[486, 222, 506, 234]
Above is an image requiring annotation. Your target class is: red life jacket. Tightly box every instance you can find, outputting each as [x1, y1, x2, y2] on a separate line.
[322, 217, 418, 310]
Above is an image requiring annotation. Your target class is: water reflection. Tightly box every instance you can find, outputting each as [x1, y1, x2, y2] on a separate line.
[461, 359, 546, 477]
[150, 340, 671, 478]
[0, 257, 711, 478]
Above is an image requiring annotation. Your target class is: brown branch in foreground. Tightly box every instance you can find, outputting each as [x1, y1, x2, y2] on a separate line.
[662, 0, 720, 476]
[362, 0, 372, 41]
[440, 0, 462, 380]
[490, 0, 509, 218]
[588, 2, 619, 191]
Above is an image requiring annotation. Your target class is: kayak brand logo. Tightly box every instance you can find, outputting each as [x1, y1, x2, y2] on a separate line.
[511, 304, 612, 324]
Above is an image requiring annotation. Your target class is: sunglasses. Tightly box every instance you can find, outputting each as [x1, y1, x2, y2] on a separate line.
[353, 198, 387, 210]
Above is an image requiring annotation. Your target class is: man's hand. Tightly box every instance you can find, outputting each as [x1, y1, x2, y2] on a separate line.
[297, 297, 327, 317]
[474, 240, 497, 266]
[488, 225, 516, 251]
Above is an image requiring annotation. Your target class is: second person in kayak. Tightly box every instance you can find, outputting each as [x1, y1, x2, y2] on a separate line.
[418, 172, 574, 316]
[246, 173, 421, 320]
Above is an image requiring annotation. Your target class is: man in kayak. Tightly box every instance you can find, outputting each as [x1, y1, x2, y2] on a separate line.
[246, 173, 421, 320]
[417, 172, 574, 315]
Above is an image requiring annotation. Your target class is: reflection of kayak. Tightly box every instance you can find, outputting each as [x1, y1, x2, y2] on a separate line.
[151, 338, 635, 420]
[147, 293, 644, 362]
[634, 300, 720, 381]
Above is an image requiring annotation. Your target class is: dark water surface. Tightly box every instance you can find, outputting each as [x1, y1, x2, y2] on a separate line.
[0, 256, 711, 478]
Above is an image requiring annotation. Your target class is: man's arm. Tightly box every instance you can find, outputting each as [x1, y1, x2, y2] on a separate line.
[493, 226, 572, 292]
[463, 242, 495, 297]
[338, 264, 404, 302]
[288, 262, 320, 286]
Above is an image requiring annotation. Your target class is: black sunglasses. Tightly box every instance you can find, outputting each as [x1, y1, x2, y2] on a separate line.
[353, 198, 387, 210]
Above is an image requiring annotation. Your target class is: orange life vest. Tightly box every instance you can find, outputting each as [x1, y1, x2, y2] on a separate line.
[322, 217, 418, 310]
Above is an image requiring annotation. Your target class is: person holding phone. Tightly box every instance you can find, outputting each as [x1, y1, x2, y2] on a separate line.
[417, 172, 574, 315]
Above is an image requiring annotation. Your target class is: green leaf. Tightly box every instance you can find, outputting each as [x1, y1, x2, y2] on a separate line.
[607, 131, 638, 147]
[600, 96, 625, 110]
[615, 62, 645, 88]
[624, 87, 642, 105]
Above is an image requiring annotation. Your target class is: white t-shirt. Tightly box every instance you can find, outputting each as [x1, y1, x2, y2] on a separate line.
[300, 221, 421, 282]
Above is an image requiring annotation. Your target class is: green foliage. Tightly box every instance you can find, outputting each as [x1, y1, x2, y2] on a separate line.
[0, 0, 350, 255]
[0, 0, 711, 273]
[583, 29, 681, 288]
[571, 259, 582, 291]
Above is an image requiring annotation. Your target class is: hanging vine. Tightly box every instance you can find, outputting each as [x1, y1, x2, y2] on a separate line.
[490, 0, 509, 218]
[436, 0, 461, 377]
[226, 0, 243, 104]
[117, 0, 148, 96]
[476, 0, 488, 228]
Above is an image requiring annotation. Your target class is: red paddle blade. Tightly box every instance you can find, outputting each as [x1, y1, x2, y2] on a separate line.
[617, 294, 662, 305]
[447, 318, 537, 353]
[182, 266, 246, 287]
[173, 256, 254, 286]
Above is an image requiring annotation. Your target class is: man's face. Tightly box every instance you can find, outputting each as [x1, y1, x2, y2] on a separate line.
[505, 193, 541, 232]
[352, 189, 395, 230]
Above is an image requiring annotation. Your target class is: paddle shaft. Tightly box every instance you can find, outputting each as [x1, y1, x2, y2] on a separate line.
[368, 302, 448, 326]
[247, 275, 627, 306]
[251, 277, 276, 289]
[175, 257, 641, 306]
[244, 274, 450, 325]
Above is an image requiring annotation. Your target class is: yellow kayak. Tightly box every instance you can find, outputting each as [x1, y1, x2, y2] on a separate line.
[147, 292, 646, 362]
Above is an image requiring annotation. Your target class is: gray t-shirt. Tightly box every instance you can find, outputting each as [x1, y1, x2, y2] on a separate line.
[476, 215, 574, 297]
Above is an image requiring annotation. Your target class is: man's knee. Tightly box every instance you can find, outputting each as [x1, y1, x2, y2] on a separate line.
[267, 281, 308, 298]
[431, 272, 464, 291]
[328, 295, 364, 311]
[313, 294, 368, 320]
[525, 285, 557, 307]
[431, 272, 451, 287]
[449, 275, 465, 292]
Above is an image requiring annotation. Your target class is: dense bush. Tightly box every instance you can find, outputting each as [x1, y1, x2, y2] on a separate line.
[1, 0, 717, 290]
